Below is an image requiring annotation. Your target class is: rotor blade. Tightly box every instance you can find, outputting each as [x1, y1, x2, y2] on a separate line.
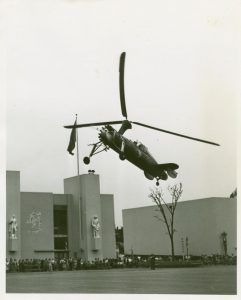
[132, 121, 220, 146]
[64, 120, 123, 129]
[119, 52, 128, 119]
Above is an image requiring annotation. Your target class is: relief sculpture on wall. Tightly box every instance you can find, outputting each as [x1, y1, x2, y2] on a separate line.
[8, 214, 18, 239]
[91, 215, 101, 238]
[26, 211, 42, 233]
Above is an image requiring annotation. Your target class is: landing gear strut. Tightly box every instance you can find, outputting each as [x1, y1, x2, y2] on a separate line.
[83, 141, 108, 165]
[119, 138, 126, 160]
[156, 178, 160, 186]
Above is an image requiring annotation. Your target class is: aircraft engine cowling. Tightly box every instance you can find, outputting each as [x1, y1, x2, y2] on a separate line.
[144, 171, 154, 180]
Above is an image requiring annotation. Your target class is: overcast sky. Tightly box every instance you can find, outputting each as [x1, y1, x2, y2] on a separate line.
[3, 0, 240, 226]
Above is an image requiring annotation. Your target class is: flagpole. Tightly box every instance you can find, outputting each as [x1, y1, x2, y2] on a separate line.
[75, 114, 84, 241]
[67, 114, 83, 244]
[75, 114, 80, 176]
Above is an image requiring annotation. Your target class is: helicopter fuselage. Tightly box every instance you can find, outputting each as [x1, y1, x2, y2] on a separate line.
[98, 125, 177, 181]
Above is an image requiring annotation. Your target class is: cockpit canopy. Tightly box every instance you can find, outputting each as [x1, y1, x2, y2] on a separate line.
[134, 140, 149, 154]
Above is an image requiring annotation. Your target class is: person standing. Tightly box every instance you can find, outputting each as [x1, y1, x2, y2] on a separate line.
[150, 255, 156, 270]
[48, 259, 53, 272]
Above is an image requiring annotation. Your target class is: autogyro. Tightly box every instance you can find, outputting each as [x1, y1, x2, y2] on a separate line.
[64, 52, 219, 186]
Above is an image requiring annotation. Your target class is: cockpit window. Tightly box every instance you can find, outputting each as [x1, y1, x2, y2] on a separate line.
[135, 140, 149, 154]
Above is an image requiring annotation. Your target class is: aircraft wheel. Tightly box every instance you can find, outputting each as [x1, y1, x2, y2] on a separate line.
[119, 153, 126, 160]
[156, 181, 160, 186]
[83, 157, 90, 165]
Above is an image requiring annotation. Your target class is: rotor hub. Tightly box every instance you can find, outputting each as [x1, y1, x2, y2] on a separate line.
[118, 120, 132, 135]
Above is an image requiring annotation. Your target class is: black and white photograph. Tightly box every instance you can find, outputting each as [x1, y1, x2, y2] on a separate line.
[1, 0, 240, 297]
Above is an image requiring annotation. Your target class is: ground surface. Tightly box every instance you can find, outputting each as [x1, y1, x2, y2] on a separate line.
[6, 265, 236, 294]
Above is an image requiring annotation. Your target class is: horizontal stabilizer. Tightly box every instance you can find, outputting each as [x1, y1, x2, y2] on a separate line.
[153, 163, 179, 180]
[158, 163, 179, 171]
[167, 170, 178, 178]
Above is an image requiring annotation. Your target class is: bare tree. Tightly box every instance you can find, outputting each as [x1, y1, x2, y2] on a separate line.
[149, 183, 183, 260]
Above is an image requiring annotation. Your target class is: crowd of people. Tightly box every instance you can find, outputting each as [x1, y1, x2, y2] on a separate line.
[6, 254, 236, 273]
[6, 257, 141, 273]
[200, 254, 236, 265]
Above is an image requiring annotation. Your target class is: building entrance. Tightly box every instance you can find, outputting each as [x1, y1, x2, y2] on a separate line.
[54, 205, 69, 259]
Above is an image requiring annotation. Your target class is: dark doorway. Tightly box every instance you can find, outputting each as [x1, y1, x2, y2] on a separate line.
[54, 205, 68, 235]
[54, 205, 69, 258]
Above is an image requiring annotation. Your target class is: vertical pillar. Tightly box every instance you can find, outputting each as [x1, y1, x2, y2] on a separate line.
[64, 173, 103, 262]
[6, 171, 21, 259]
[64, 176, 82, 258]
[78, 174, 103, 262]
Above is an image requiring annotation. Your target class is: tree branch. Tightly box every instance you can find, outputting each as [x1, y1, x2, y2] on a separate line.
[154, 215, 165, 224]
[149, 183, 183, 259]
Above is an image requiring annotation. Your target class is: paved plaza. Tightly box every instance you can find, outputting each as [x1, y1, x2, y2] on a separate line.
[6, 265, 236, 294]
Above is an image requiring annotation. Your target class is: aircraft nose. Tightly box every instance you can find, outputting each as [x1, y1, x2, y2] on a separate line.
[98, 130, 107, 143]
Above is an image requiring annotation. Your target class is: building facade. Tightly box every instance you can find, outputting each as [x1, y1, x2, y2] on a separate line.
[123, 197, 237, 257]
[6, 171, 116, 261]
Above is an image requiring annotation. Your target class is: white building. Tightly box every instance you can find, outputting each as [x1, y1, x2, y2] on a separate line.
[123, 197, 237, 256]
